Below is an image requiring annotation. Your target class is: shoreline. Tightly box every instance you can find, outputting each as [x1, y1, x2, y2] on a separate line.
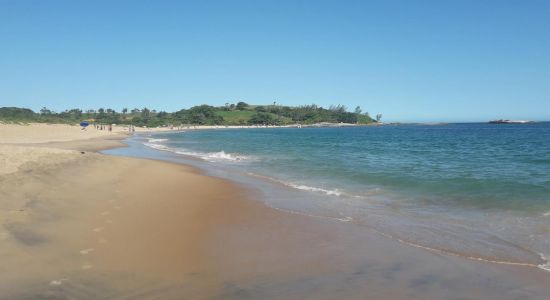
[1, 123, 550, 299]
[135, 130, 550, 272]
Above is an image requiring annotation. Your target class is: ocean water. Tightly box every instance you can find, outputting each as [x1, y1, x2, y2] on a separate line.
[108, 123, 550, 271]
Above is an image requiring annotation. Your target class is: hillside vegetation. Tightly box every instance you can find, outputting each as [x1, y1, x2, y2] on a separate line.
[0, 102, 379, 127]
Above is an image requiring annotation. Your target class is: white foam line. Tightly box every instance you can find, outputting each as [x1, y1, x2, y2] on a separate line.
[538, 254, 550, 272]
[261, 202, 549, 272]
[245, 172, 349, 197]
[373, 228, 544, 269]
[147, 138, 168, 143]
[288, 184, 342, 196]
[144, 142, 252, 162]
[246, 171, 386, 201]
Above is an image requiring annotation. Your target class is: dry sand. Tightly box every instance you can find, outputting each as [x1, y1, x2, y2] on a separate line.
[0, 123, 128, 144]
[1, 123, 549, 299]
[0, 123, 127, 175]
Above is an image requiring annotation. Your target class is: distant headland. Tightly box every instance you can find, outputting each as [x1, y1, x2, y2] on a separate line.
[488, 119, 534, 124]
[0, 103, 381, 127]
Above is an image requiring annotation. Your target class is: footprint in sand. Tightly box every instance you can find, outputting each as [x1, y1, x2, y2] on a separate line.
[81, 264, 93, 270]
[79, 248, 94, 255]
[98, 237, 108, 244]
[113, 206, 121, 210]
[100, 211, 110, 216]
[92, 227, 104, 233]
[49, 278, 68, 286]
[104, 219, 113, 224]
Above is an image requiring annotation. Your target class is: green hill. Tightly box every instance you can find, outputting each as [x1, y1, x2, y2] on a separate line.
[1, 103, 377, 126]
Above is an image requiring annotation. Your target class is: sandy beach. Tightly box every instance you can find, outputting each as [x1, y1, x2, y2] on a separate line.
[1, 123, 549, 299]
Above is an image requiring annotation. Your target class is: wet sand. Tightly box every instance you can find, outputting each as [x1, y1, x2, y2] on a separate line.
[1, 127, 549, 299]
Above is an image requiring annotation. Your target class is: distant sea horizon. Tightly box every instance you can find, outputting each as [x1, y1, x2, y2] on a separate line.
[377, 120, 550, 124]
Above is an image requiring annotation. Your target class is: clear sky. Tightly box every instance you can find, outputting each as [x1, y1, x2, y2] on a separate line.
[1, 0, 549, 122]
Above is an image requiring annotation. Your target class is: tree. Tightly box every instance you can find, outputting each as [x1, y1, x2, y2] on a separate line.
[40, 107, 53, 115]
[68, 108, 82, 117]
[236, 101, 249, 110]
[248, 112, 277, 125]
[141, 107, 151, 118]
[185, 105, 223, 125]
[354, 106, 362, 114]
[254, 106, 267, 112]
[376, 114, 383, 122]
[0, 107, 36, 120]
[122, 108, 128, 115]
[157, 111, 168, 118]
[329, 104, 347, 113]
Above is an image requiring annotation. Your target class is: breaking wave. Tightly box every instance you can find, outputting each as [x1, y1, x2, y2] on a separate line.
[144, 139, 252, 162]
[245, 172, 347, 197]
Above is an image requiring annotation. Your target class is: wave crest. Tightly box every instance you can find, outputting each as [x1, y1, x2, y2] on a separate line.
[538, 253, 550, 272]
[245, 172, 344, 196]
[175, 150, 250, 162]
[143, 140, 251, 162]
[287, 183, 342, 196]
[147, 138, 168, 143]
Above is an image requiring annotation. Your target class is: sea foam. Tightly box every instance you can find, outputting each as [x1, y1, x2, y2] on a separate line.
[286, 183, 342, 196]
[245, 172, 344, 197]
[144, 139, 251, 162]
[538, 253, 550, 272]
[175, 149, 250, 162]
[148, 138, 168, 142]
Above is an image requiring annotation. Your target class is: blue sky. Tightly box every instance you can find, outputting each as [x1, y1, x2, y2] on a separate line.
[0, 0, 549, 122]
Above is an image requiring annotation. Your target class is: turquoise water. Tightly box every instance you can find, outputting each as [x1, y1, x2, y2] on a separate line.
[122, 123, 550, 270]
[149, 123, 550, 209]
